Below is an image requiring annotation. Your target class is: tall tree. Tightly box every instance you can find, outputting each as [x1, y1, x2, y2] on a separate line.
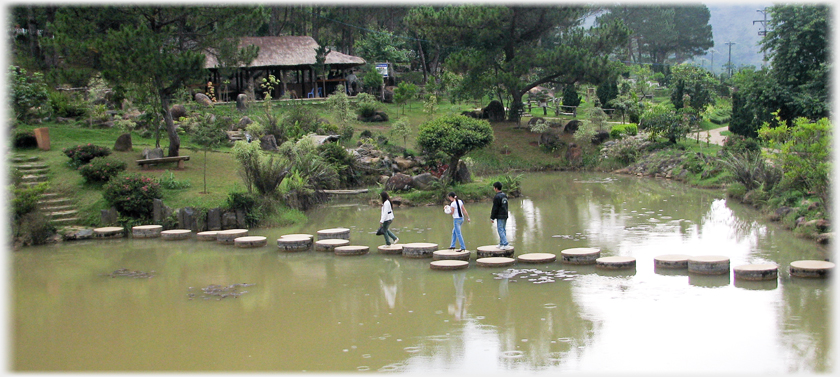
[50, 5, 267, 157]
[406, 5, 629, 121]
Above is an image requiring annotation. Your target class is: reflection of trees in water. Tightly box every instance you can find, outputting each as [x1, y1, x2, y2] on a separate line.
[778, 278, 832, 373]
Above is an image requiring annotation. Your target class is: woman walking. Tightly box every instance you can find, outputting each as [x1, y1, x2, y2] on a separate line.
[446, 192, 470, 251]
[379, 191, 399, 245]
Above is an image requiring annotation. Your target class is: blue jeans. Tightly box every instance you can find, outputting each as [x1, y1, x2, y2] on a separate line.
[382, 220, 398, 245]
[450, 218, 466, 249]
[496, 218, 508, 246]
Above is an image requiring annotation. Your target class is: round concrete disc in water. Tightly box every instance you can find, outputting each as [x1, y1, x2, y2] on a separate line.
[433, 249, 471, 261]
[334, 245, 369, 256]
[430, 260, 469, 270]
[476, 257, 516, 267]
[517, 253, 556, 263]
[196, 231, 219, 241]
[235, 236, 267, 248]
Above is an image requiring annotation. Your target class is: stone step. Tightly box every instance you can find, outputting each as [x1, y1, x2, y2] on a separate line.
[11, 156, 40, 163]
[20, 174, 49, 182]
[13, 163, 49, 171]
[38, 198, 74, 206]
[51, 217, 82, 226]
[16, 167, 50, 175]
[41, 204, 75, 212]
[20, 181, 49, 187]
[48, 210, 79, 219]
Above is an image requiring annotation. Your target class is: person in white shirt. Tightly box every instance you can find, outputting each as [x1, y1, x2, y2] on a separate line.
[445, 192, 470, 251]
[379, 191, 399, 245]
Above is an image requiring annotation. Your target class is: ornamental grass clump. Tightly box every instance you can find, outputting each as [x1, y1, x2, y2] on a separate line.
[63, 144, 111, 167]
[103, 173, 162, 219]
[78, 157, 126, 183]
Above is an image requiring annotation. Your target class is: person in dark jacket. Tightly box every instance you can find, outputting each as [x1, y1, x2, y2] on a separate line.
[490, 181, 511, 250]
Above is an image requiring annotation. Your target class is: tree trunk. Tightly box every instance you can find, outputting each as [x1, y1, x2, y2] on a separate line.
[507, 90, 524, 122]
[449, 155, 461, 185]
[159, 92, 180, 157]
[203, 149, 208, 193]
[417, 39, 428, 85]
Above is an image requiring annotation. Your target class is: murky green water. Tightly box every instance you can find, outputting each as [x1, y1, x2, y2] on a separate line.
[12, 172, 832, 373]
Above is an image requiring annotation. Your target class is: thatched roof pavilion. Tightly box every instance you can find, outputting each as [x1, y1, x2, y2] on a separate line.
[204, 36, 366, 100]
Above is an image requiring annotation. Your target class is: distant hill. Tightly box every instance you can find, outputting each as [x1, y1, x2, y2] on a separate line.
[696, 3, 772, 73]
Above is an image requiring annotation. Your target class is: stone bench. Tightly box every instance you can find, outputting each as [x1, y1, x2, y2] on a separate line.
[136, 156, 190, 170]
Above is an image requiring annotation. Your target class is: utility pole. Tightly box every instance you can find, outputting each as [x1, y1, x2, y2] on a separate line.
[725, 41, 736, 78]
[708, 48, 717, 75]
[754, 8, 769, 62]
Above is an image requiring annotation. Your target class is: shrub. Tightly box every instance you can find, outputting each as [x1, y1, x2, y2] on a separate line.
[225, 191, 261, 227]
[48, 90, 87, 118]
[720, 150, 782, 191]
[318, 141, 359, 188]
[103, 173, 162, 219]
[11, 65, 49, 122]
[13, 182, 48, 220]
[726, 182, 747, 199]
[609, 123, 638, 138]
[722, 134, 760, 154]
[340, 125, 354, 141]
[13, 212, 56, 246]
[232, 140, 289, 195]
[356, 102, 378, 118]
[63, 144, 111, 166]
[78, 156, 127, 183]
[156, 170, 191, 190]
[12, 130, 38, 149]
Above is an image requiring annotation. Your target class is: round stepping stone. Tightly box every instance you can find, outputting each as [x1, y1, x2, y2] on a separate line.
[235, 236, 267, 248]
[277, 235, 313, 252]
[161, 229, 191, 240]
[315, 238, 351, 252]
[131, 225, 162, 238]
[560, 248, 601, 265]
[217, 229, 249, 245]
[433, 249, 471, 261]
[687, 255, 730, 275]
[196, 231, 219, 241]
[317, 228, 351, 240]
[476, 245, 515, 258]
[790, 260, 834, 278]
[402, 243, 438, 259]
[517, 253, 557, 264]
[654, 254, 690, 269]
[334, 245, 369, 256]
[596, 256, 636, 270]
[94, 226, 124, 238]
[377, 244, 403, 255]
[430, 260, 469, 271]
[280, 233, 313, 240]
[476, 257, 516, 268]
[733, 263, 778, 281]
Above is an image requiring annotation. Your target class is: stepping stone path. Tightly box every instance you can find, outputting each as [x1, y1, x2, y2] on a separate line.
[317, 228, 351, 240]
[94, 226, 124, 238]
[161, 229, 191, 240]
[789, 260, 834, 278]
[334, 245, 369, 256]
[11, 155, 82, 228]
[132, 225, 163, 238]
[277, 235, 313, 252]
[402, 243, 438, 259]
[733, 263, 778, 281]
[560, 248, 601, 265]
[476, 245, 515, 258]
[688, 255, 730, 275]
[377, 244, 403, 255]
[654, 254, 690, 269]
[477, 257, 516, 267]
[196, 231, 219, 241]
[430, 260, 469, 270]
[235, 236, 267, 248]
[315, 238, 351, 252]
[433, 249, 471, 261]
[517, 253, 556, 264]
[596, 256, 636, 270]
[217, 229, 248, 245]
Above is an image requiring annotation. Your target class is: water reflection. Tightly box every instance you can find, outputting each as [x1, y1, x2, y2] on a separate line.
[12, 172, 831, 373]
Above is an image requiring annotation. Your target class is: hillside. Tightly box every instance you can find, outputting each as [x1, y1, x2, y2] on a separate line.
[699, 3, 772, 71]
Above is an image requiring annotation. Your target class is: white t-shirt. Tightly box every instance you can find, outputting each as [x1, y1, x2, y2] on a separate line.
[448, 199, 465, 219]
[380, 200, 394, 223]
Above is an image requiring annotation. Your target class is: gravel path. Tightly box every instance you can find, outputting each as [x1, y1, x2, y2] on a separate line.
[697, 126, 728, 146]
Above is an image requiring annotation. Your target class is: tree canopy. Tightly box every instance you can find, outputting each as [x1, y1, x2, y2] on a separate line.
[416, 114, 494, 183]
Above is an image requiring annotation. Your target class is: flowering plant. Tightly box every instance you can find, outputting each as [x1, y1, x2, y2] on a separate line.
[79, 157, 126, 183]
[63, 144, 111, 166]
[103, 173, 162, 219]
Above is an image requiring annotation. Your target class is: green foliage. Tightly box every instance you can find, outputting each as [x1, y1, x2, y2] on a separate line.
[394, 82, 418, 113]
[562, 85, 581, 107]
[609, 123, 638, 138]
[721, 134, 760, 154]
[103, 173, 163, 219]
[63, 144, 112, 166]
[12, 182, 49, 220]
[720, 150, 782, 192]
[423, 94, 439, 118]
[156, 170, 192, 190]
[726, 182, 747, 199]
[417, 114, 494, 182]
[10, 65, 50, 122]
[758, 115, 831, 205]
[669, 64, 717, 111]
[13, 211, 56, 246]
[391, 118, 413, 150]
[78, 156, 127, 183]
[224, 191, 262, 227]
[640, 102, 687, 143]
[353, 28, 411, 63]
[596, 77, 619, 108]
[327, 85, 354, 124]
[318, 141, 359, 188]
[356, 101, 379, 118]
[361, 64, 384, 92]
[48, 90, 87, 118]
[232, 140, 289, 196]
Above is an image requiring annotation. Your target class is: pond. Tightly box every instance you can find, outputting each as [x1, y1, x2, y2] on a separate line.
[11, 172, 832, 373]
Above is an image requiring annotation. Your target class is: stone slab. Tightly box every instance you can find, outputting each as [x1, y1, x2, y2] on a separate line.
[596, 256, 636, 270]
[476, 245, 515, 258]
[335, 245, 369, 256]
[316, 228, 351, 240]
[733, 263, 778, 281]
[561, 248, 600, 265]
[476, 257, 516, 267]
[235, 236, 267, 248]
[161, 229, 191, 240]
[433, 249, 471, 261]
[517, 253, 557, 264]
[315, 238, 351, 251]
[654, 254, 690, 269]
[430, 260, 469, 270]
[377, 244, 403, 255]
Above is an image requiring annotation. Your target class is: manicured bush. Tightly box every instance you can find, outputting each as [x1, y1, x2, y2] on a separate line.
[609, 123, 638, 138]
[12, 130, 38, 149]
[63, 144, 111, 166]
[103, 173, 162, 219]
[78, 156, 127, 183]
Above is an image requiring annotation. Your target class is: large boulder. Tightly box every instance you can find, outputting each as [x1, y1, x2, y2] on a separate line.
[236, 116, 253, 131]
[358, 111, 389, 122]
[260, 135, 278, 151]
[153, 199, 173, 224]
[383, 86, 395, 103]
[236, 94, 249, 111]
[170, 104, 187, 120]
[221, 210, 238, 229]
[114, 133, 133, 152]
[444, 160, 472, 183]
[385, 173, 414, 191]
[563, 119, 582, 134]
[411, 173, 439, 191]
[566, 143, 583, 165]
[539, 130, 564, 150]
[195, 93, 213, 107]
[206, 208, 222, 231]
[394, 156, 416, 171]
[483, 100, 506, 122]
[177, 207, 199, 232]
[100, 207, 118, 226]
[142, 147, 164, 160]
[591, 130, 610, 145]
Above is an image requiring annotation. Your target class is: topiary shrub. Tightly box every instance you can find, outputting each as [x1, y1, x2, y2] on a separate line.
[103, 173, 162, 219]
[78, 156, 127, 183]
[63, 144, 111, 166]
[609, 123, 639, 138]
[12, 130, 38, 149]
